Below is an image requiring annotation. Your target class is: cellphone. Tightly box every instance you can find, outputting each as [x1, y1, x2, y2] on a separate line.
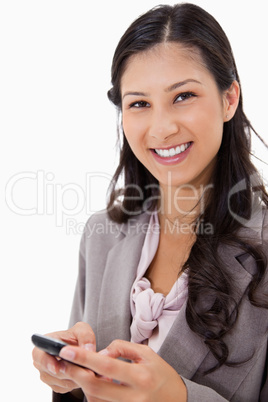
[32, 333, 92, 371]
[31, 334, 68, 356]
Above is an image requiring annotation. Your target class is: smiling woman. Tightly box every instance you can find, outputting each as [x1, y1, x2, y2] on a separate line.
[32, 3, 268, 402]
[120, 43, 239, 190]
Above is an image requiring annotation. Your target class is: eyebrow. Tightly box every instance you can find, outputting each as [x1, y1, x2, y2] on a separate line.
[122, 79, 202, 100]
[166, 79, 202, 92]
[122, 91, 149, 100]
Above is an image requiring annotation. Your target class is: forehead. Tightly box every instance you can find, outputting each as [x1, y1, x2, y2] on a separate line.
[121, 42, 211, 90]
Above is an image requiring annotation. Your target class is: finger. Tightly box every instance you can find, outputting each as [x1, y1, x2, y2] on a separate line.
[59, 345, 141, 387]
[32, 346, 61, 374]
[87, 398, 109, 402]
[33, 352, 79, 393]
[50, 322, 96, 350]
[86, 398, 107, 402]
[101, 339, 150, 362]
[33, 346, 80, 389]
[39, 369, 78, 394]
[59, 361, 131, 402]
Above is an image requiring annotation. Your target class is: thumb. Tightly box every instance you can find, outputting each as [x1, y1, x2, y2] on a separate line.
[100, 339, 149, 362]
[58, 322, 96, 352]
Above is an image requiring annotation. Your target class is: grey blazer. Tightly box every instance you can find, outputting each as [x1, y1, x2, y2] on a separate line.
[55, 208, 268, 402]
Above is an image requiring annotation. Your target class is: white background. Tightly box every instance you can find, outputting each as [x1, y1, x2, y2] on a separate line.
[1, 0, 267, 400]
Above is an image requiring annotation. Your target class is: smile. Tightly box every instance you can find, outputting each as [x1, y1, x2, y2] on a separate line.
[154, 142, 192, 158]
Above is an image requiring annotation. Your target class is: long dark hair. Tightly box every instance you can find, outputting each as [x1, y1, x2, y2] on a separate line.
[107, 3, 268, 372]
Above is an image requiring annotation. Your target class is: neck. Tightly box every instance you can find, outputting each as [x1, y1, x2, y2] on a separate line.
[157, 183, 212, 236]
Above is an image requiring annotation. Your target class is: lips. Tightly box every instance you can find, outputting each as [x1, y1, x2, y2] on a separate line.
[150, 141, 193, 165]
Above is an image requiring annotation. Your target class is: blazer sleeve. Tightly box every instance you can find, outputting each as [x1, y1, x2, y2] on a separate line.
[68, 226, 87, 328]
[182, 377, 228, 401]
[52, 230, 87, 402]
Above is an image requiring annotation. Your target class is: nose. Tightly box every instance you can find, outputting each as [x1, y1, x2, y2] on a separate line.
[148, 108, 179, 141]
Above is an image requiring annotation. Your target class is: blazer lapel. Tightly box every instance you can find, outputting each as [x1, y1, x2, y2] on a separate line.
[158, 300, 210, 378]
[96, 213, 150, 350]
[158, 241, 256, 379]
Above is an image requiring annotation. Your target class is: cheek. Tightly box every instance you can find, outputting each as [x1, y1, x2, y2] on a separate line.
[122, 115, 146, 148]
[192, 101, 224, 143]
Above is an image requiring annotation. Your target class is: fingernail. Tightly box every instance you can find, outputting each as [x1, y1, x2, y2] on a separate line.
[98, 348, 109, 355]
[59, 361, 66, 374]
[82, 343, 95, 352]
[47, 363, 56, 375]
[60, 347, 76, 361]
[100, 375, 113, 382]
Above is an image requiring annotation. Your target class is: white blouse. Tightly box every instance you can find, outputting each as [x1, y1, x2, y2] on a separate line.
[130, 211, 188, 352]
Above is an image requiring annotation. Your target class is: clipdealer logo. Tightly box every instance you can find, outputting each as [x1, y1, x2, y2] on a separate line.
[5, 170, 113, 233]
[5, 170, 266, 235]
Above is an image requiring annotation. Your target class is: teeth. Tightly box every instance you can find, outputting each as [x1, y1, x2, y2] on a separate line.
[163, 149, 169, 157]
[155, 142, 190, 158]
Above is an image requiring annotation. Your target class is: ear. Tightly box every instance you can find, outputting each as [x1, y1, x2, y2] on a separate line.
[222, 80, 240, 122]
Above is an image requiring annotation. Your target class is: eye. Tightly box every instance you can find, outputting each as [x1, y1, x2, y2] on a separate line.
[129, 100, 150, 108]
[175, 92, 197, 103]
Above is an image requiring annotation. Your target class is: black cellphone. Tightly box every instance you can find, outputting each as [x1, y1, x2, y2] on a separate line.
[32, 334, 68, 356]
[32, 333, 92, 371]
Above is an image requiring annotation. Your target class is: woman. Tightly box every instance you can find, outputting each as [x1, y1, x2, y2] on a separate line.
[32, 3, 268, 401]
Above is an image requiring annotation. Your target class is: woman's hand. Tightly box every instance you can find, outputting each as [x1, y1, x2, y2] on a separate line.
[58, 339, 187, 402]
[32, 321, 96, 395]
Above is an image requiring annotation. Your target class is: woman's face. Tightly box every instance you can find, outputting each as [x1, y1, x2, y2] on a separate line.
[121, 43, 235, 191]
